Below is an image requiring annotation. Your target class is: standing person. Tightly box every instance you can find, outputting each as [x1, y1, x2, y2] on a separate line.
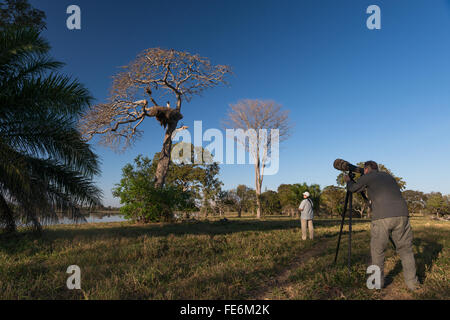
[299, 191, 314, 240]
[344, 161, 420, 291]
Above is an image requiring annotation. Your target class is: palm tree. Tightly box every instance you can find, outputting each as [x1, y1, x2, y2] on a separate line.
[0, 27, 102, 232]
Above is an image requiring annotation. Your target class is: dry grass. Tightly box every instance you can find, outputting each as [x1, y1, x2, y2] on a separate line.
[0, 216, 448, 300]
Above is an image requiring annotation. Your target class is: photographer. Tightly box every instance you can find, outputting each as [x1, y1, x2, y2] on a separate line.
[344, 161, 420, 291]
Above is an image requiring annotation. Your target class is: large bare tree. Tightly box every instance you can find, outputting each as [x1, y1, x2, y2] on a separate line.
[80, 48, 231, 187]
[224, 99, 291, 218]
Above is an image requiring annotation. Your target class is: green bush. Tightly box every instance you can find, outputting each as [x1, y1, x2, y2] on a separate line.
[112, 155, 196, 223]
[119, 186, 195, 223]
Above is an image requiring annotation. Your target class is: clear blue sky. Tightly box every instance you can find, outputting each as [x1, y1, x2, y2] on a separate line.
[30, 0, 450, 206]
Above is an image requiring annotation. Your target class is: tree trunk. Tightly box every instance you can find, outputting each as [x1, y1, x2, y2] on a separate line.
[0, 194, 16, 233]
[203, 199, 209, 218]
[30, 214, 42, 234]
[256, 195, 262, 218]
[255, 159, 262, 219]
[154, 120, 178, 188]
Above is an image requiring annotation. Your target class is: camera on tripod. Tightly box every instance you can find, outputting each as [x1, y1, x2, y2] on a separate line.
[332, 159, 367, 273]
[333, 159, 365, 176]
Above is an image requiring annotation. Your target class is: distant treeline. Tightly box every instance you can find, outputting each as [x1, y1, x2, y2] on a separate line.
[112, 154, 450, 223]
[200, 184, 450, 220]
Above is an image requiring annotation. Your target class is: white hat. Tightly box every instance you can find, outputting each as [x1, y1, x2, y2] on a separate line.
[303, 191, 310, 197]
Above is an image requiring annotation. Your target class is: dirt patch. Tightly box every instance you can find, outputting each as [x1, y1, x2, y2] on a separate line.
[253, 240, 331, 300]
[381, 282, 415, 300]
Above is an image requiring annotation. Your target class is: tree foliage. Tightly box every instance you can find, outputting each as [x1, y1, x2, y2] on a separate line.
[0, 0, 46, 30]
[402, 190, 427, 214]
[154, 142, 221, 197]
[113, 144, 222, 222]
[277, 184, 298, 216]
[214, 190, 238, 216]
[112, 155, 196, 222]
[230, 185, 257, 217]
[277, 183, 321, 216]
[320, 185, 346, 216]
[261, 190, 281, 215]
[426, 192, 449, 218]
[159, 142, 223, 216]
[0, 27, 102, 232]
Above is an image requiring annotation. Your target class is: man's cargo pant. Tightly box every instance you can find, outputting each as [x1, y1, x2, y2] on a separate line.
[301, 219, 314, 240]
[371, 216, 419, 289]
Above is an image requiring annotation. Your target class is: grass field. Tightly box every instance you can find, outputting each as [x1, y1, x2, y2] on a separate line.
[0, 216, 448, 300]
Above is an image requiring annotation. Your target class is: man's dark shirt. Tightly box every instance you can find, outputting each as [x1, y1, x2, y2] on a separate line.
[347, 170, 409, 220]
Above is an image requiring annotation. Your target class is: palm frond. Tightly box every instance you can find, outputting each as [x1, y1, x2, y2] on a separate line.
[2, 112, 100, 177]
[0, 27, 102, 232]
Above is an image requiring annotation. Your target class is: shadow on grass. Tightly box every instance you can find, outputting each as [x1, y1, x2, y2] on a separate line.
[413, 238, 443, 283]
[0, 218, 370, 255]
[384, 238, 443, 287]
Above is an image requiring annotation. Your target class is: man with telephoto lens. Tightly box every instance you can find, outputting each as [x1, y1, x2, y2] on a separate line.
[344, 161, 420, 291]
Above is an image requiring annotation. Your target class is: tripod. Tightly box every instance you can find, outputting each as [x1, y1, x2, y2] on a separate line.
[333, 172, 367, 274]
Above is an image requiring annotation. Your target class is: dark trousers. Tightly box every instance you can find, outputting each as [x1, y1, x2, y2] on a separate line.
[370, 216, 419, 289]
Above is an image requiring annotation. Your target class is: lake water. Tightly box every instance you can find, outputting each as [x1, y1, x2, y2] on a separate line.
[57, 214, 127, 225]
[14, 214, 127, 227]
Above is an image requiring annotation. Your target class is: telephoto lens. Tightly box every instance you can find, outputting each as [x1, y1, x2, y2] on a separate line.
[333, 159, 364, 175]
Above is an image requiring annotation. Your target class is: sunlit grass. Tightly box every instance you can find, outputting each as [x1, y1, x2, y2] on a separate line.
[0, 216, 448, 300]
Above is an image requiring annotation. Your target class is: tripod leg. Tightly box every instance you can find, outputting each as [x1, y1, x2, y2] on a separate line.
[334, 191, 350, 264]
[348, 192, 353, 274]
